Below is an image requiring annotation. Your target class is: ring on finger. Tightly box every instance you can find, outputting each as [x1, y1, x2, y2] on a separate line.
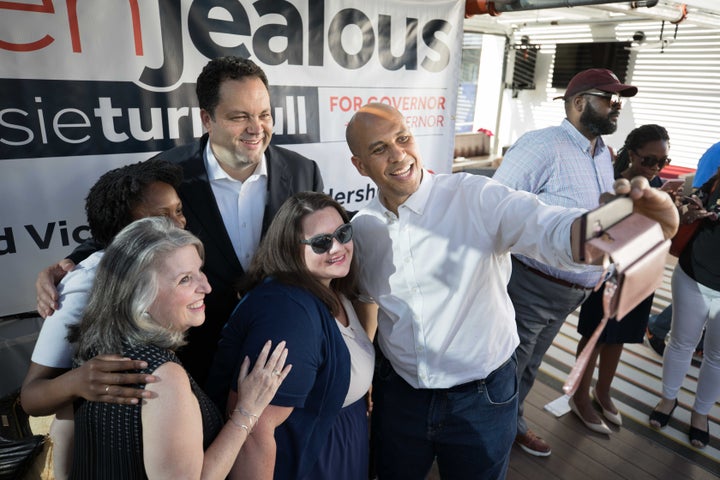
[105, 385, 110, 394]
[272, 370, 281, 377]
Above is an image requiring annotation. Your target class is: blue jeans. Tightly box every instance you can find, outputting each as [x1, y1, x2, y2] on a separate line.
[371, 355, 517, 480]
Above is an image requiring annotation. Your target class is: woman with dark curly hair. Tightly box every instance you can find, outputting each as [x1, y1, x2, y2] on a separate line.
[21, 159, 186, 478]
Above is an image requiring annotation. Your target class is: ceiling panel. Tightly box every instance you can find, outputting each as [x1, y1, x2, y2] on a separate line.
[464, 1, 720, 34]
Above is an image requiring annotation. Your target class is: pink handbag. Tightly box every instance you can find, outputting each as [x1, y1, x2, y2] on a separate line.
[563, 205, 670, 396]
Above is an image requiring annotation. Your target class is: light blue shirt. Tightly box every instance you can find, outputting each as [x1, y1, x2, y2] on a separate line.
[494, 118, 614, 287]
[352, 171, 584, 388]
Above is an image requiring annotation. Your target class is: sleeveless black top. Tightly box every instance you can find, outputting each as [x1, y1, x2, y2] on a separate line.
[70, 343, 224, 479]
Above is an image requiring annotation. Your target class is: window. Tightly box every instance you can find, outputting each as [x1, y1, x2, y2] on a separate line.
[456, 33, 483, 133]
[552, 42, 631, 88]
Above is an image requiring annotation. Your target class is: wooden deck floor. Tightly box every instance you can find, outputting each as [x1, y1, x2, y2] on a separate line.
[507, 377, 718, 480]
[428, 259, 719, 479]
[506, 261, 719, 480]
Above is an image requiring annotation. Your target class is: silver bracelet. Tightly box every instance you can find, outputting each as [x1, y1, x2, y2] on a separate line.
[234, 407, 259, 427]
[228, 414, 251, 434]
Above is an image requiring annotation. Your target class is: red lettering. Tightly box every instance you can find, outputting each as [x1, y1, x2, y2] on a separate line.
[0, 0, 54, 13]
[0, 0, 54, 52]
[0, 0, 142, 55]
[329, 96, 364, 112]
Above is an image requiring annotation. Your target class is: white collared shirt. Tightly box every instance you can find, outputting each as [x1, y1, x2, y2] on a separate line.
[351, 170, 584, 389]
[204, 143, 268, 270]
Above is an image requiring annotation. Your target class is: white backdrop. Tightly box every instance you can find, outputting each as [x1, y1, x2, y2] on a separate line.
[0, 0, 463, 316]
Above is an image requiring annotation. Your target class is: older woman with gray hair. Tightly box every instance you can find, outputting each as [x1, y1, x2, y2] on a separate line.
[67, 217, 291, 479]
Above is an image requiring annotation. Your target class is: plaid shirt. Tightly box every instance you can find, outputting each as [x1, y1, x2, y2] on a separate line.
[494, 118, 615, 287]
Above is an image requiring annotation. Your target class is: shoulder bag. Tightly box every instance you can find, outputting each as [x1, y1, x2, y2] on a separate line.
[564, 204, 670, 396]
[0, 389, 47, 480]
[669, 175, 720, 257]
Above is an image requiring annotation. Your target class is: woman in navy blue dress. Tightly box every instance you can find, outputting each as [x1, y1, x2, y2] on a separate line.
[207, 192, 375, 480]
[572, 125, 671, 432]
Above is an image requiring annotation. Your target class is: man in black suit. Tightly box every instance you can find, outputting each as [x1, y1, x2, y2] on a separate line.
[36, 57, 323, 386]
[152, 57, 323, 383]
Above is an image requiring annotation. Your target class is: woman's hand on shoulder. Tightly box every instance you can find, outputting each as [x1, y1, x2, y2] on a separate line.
[233, 341, 291, 423]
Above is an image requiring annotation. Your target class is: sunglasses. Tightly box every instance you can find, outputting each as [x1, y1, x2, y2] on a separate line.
[301, 223, 353, 254]
[582, 92, 622, 106]
[633, 152, 671, 168]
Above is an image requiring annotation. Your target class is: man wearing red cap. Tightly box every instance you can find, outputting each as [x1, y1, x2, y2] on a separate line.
[494, 68, 638, 456]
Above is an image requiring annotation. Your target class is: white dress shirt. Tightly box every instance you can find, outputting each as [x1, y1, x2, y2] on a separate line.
[351, 171, 584, 389]
[204, 143, 267, 271]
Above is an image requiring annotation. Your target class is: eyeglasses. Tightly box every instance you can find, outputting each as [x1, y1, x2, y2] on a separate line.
[634, 153, 671, 168]
[582, 92, 622, 106]
[301, 223, 353, 254]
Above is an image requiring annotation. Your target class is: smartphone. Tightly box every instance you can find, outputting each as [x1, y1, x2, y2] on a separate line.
[571, 196, 633, 263]
[660, 178, 685, 192]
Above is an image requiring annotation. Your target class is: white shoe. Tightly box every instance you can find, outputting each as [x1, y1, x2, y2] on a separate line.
[592, 387, 622, 426]
[569, 397, 612, 435]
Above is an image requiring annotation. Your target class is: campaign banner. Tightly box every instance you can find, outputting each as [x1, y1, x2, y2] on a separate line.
[0, 0, 463, 316]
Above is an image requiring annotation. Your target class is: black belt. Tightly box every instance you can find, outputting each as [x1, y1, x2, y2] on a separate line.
[524, 264, 592, 291]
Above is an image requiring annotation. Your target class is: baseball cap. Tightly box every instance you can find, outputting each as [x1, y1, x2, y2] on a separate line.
[555, 68, 638, 100]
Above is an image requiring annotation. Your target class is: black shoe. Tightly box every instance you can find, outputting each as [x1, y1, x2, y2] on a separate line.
[646, 330, 666, 356]
[649, 399, 678, 429]
[689, 421, 710, 448]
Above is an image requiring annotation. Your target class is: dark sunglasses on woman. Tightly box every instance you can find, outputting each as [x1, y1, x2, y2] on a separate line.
[634, 152, 671, 168]
[301, 223, 353, 254]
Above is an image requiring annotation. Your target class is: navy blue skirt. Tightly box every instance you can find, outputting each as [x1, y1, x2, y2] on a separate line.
[302, 398, 369, 480]
[577, 286, 654, 344]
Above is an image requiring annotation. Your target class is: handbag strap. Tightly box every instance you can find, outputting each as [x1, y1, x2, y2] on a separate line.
[563, 279, 617, 396]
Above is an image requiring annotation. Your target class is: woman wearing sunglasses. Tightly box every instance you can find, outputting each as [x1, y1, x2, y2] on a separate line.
[613, 124, 671, 187]
[206, 192, 374, 480]
[570, 125, 671, 433]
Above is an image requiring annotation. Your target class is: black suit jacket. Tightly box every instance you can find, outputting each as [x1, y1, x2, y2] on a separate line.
[151, 134, 324, 384]
[69, 135, 324, 385]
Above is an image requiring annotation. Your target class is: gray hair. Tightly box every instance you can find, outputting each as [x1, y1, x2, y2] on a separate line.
[70, 217, 204, 363]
